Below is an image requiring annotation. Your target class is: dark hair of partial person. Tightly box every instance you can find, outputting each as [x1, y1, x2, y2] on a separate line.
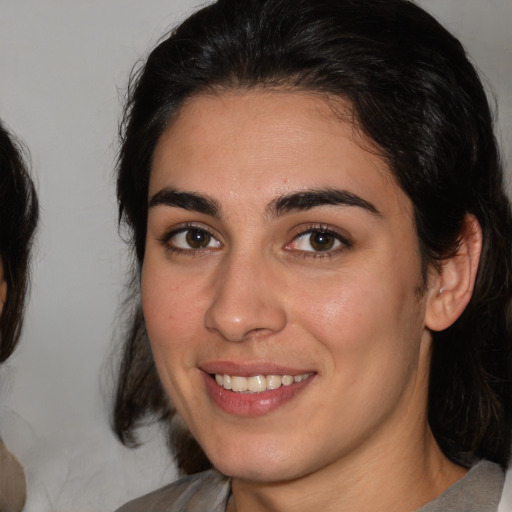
[112, 0, 512, 473]
[0, 121, 38, 363]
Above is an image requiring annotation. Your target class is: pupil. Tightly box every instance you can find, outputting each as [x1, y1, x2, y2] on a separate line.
[186, 229, 210, 248]
[311, 232, 334, 251]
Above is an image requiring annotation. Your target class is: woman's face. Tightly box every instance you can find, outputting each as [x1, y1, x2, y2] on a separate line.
[142, 91, 436, 482]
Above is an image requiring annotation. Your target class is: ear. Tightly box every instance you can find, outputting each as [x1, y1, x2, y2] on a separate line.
[425, 214, 482, 332]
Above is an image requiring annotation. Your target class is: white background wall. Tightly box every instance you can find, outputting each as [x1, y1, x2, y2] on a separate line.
[0, 1, 511, 511]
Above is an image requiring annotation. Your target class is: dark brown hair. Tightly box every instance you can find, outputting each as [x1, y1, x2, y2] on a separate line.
[113, 0, 512, 472]
[0, 121, 39, 362]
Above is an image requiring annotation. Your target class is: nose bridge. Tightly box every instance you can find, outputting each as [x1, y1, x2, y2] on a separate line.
[204, 246, 287, 342]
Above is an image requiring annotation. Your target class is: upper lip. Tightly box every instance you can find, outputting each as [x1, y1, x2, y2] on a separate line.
[200, 360, 315, 377]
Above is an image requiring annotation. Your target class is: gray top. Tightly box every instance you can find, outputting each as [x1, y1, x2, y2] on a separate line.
[116, 460, 504, 512]
[116, 470, 230, 512]
[416, 461, 504, 512]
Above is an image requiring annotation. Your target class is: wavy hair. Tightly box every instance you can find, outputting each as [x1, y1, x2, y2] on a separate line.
[0, 122, 39, 362]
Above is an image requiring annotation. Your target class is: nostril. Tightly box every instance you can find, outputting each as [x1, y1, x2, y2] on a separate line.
[204, 298, 287, 342]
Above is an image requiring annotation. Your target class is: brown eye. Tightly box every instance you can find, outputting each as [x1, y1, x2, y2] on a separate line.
[185, 228, 212, 248]
[309, 232, 336, 251]
[287, 228, 346, 254]
[166, 227, 222, 251]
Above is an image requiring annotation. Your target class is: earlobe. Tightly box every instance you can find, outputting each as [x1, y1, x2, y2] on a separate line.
[425, 214, 482, 332]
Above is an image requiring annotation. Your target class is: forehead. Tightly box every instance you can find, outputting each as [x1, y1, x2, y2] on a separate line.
[150, 90, 410, 219]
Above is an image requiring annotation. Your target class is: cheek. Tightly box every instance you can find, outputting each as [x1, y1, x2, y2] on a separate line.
[141, 259, 204, 355]
[302, 273, 426, 419]
[141, 262, 207, 411]
[295, 257, 425, 370]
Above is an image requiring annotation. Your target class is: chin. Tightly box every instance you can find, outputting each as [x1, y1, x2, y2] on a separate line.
[217, 462, 296, 483]
[205, 441, 309, 483]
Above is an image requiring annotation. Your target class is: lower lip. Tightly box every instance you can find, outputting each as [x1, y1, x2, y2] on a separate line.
[202, 372, 314, 417]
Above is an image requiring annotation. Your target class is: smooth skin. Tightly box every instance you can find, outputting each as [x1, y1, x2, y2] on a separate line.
[142, 91, 481, 512]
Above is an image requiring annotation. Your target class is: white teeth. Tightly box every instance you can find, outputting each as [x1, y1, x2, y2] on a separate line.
[282, 375, 294, 386]
[248, 375, 267, 392]
[214, 373, 311, 393]
[231, 376, 247, 392]
[266, 375, 282, 390]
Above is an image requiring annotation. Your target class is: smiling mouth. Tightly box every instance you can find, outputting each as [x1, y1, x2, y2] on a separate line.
[213, 373, 313, 393]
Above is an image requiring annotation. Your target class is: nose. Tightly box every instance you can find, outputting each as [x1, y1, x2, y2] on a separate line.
[204, 252, 287, 342]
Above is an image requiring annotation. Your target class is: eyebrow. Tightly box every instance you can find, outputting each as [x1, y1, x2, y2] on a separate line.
[267, 188, 381, 218]
[148, 188, 220, 217]
[148, 186, 380, 218]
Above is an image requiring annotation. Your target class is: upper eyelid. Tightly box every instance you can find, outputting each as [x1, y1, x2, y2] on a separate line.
[290, 224, 351, 243]
[158, 223, 220, 244]
[285, 232, 348, 261]
[283, 225, 352, 260]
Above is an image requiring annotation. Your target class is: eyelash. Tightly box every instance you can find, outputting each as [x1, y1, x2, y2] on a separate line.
[158, 223, 222, 256]
[285, 224, 352, 259]
[158, 223, 351, 258]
